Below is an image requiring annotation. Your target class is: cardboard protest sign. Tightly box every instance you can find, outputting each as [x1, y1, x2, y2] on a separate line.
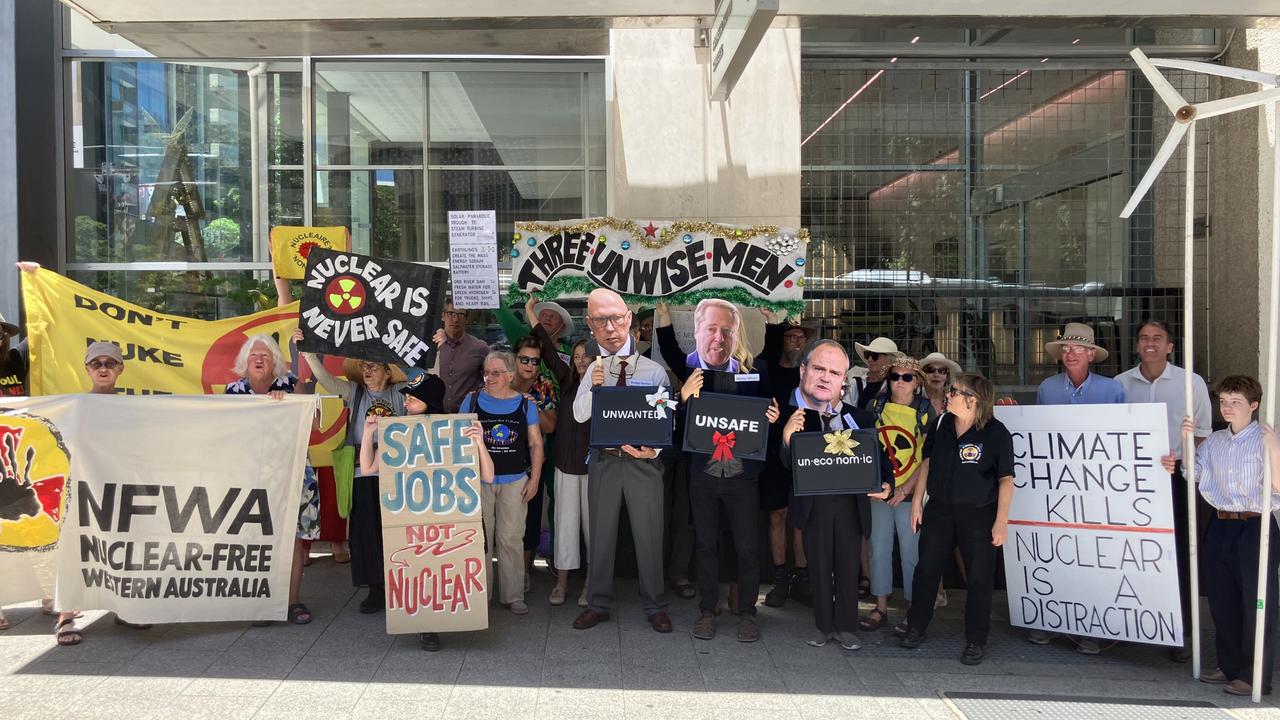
[298, 249, 448, 368]
[790, 428, 883, 495]
[588, 385, 676, 449]
[996, 404, 1180, 647]
[447, 210, 500, 310]
[683, 392, 771, 462]
[19, 269, 350, 467]
[377, 414, 488, 633]
[48, 394, 314, 623]
[270, 226, 349, 280]
[511, 218, 808, 310]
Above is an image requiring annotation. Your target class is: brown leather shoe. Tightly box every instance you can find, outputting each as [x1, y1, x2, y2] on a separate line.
[573, 609, 610, 629]
[648, 611, 673, 633]
[1200, 670, 1229, 685]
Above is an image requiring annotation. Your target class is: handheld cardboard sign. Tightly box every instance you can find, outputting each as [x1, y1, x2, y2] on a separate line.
[791, 428, 883, 496]
[588, 386, 675, 449]
[682, 392, 771, 462]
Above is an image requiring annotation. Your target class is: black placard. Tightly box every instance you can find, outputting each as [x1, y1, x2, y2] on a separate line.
[790, 429, 884, 496]
[297, 248, 448, 368]
[682, 392, 771, 461]
[588, 386, 675, 449]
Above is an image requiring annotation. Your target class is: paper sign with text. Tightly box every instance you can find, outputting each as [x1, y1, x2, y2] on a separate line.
[298, 249, 448, 368]
[377, 414, 488, 633]
[447, 210, 500, 310]
[996, 403, 1180, 647]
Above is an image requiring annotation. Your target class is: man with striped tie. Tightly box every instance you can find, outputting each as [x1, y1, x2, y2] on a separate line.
[571, 288, 673, 633]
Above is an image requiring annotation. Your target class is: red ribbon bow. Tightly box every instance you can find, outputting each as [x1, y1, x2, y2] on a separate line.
[711, 431, 736, 463]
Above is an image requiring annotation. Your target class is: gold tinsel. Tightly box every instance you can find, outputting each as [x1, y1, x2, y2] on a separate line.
[515, 217, 810, 252]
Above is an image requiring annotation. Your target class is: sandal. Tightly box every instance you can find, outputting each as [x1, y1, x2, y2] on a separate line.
[0, 616, 10, 631]
[859, 608, 888, 631]
[675, 582, 696, 600]
[55, 618, 83, 646]
[333, 545, 351, 564]
[892, 620, 910, 638]
[288, 603, 313, 625]
[857, 576, 871, 600]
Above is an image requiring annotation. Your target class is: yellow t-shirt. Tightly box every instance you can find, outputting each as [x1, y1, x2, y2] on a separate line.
[876, 401, 927, 487]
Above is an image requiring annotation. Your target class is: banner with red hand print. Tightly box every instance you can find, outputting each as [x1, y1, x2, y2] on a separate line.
[682, 392, 771, 463]
[298, 249, 448, 368]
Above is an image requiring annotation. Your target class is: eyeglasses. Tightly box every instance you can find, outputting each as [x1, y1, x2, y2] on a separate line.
[360, 362, 387, 372]
[588, 313, 629, 328]
[87, 359, 120, 370]
[516, 356, 540, 366]
[923, 366, 949, 375]
[783, 333, 807, 343]
[1061, 345, 1091, 355]
[887, 372, 915, 383]
[946, 387, 976, 399]
[443, 310, 467, 319]
[864, 352, 881, 361]
[484, 369, 512, 377]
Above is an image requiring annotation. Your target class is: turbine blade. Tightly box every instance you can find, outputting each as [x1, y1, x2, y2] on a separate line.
[1195, 86, 1280, 120]
[1131, 48, 1188, 114]
[1120, 122, 1189, 219]
[1151, 58, 1279, 87]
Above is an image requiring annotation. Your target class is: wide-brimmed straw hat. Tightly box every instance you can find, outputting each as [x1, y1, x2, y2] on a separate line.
[532, 301, 575, 337]
[854, 337, 900, 363]
[918, 352, 962, 377]
[1045, 322, 1109, 363]
[342, 358, 408, 384]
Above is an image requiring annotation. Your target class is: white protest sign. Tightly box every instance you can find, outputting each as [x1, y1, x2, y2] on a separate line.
[996, 403, 1180, 646]
[448, 210, 499, 309]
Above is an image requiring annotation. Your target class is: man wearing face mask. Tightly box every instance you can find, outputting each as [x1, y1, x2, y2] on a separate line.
[571, 288, 673, 633]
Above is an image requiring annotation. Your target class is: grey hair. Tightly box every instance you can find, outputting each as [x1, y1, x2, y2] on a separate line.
[484, 350, 516, 376]
[233, 334, 290, 380]
[801, 338, 848, 367]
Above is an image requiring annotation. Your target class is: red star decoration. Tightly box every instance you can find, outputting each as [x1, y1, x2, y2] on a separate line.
[643, 222, 658, 238]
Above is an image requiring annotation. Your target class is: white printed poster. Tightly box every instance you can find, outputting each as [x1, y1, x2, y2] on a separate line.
[448, 210, 500, 309]
[996, 403, 1181, 646]
[44, 394, 315, 623]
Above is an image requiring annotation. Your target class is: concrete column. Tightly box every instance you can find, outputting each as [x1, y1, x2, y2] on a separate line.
[1207, 29, 1280, 387]
[608, 21, 800, 227]
[0, 0, 16, 327]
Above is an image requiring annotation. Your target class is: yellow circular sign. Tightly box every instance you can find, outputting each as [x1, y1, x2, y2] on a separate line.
[0, 410, 71, 551]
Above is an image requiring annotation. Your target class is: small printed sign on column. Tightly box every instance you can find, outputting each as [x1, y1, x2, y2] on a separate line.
[447, 210, 500, 309]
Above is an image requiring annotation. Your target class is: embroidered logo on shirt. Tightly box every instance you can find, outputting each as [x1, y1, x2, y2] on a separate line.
[366, 400, 395, 418]
[959, 443, 983, 463]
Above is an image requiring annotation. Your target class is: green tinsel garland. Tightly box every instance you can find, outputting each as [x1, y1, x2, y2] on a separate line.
[506, 277, 805, 316]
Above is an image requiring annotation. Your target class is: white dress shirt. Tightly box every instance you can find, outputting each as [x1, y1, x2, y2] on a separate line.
[1116, 362, 1211, 456]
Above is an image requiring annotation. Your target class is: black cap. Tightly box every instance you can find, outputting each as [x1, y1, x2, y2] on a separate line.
[399, 372, 446, 414]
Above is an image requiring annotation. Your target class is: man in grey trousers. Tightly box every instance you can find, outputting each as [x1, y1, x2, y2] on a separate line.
[571, 288, 674, 633]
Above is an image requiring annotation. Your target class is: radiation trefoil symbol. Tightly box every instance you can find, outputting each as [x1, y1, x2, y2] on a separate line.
[324, 275, 367, 316]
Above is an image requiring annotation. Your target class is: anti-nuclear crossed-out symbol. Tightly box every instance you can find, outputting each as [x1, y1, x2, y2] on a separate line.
[324, 275, 367, 316]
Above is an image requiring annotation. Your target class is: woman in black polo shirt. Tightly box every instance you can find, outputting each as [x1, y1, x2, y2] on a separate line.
[899, 372, 1014, 666]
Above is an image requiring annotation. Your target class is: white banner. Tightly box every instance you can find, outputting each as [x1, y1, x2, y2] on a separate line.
[996, 404, 1181, 646]
[5, 394, 319, 623]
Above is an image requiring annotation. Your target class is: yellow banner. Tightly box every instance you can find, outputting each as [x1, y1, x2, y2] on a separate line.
[20, 269, 349, 464]
[270, 226, 349, 279]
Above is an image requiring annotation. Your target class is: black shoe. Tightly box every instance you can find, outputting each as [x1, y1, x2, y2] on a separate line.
[419, 632, 441, 652]
[763, 566, 790, 608]
[789, 568, 812, 607]
[899, 627, 926, 649]
[359, 587, 385, 614]
[960, 642, 985, 665]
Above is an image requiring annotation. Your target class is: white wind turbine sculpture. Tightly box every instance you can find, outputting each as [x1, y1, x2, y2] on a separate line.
[1120, 47, 1280, 703]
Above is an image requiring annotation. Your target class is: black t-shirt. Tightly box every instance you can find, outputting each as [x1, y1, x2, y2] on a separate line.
[0, 348, 26, 397]
[922, 413, 1014, 507]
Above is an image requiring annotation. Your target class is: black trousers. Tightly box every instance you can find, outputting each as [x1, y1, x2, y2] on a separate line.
[907, 500, 997, 645]
[804, 495, 864, 634]
[348, 475, 384, 588]
[690, 472, 760, 615]
[1206, 514, 1280, 689]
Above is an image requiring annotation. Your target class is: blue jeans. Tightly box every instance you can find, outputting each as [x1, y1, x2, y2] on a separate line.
[869, 498, 919, 602]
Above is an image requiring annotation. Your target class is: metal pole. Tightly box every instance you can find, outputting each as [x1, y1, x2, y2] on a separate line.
[1182, 122, 1201, 680]
[1253, 99, 1280, 704]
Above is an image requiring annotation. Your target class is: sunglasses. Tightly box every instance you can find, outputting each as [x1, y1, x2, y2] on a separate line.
[87, 359, 121, 370]
[946, 387, 976, 399]
[516, 356, 540, 366]
[443, 310, 467, 319]
[864, 352, 881, 361]
[888, 372, 915, 383]
[923, 366, 949, 375]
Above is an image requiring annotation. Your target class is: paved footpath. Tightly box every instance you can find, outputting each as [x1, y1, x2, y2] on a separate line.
[2, 553, 1279, 720]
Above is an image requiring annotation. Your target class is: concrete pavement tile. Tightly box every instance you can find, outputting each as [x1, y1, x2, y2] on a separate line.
[541, 660, 623, 689]
[162, 694, 266, 719]
[93, 673, 198, 697]
[59, 694, 170, 720]
[357, 680, 454, 703]
[182, 675, 286, 699]
[287, 655, 382, 683]
[349, 698, 449, 717]
[6, 661, 115, 692]
[0, 690, 75, 714]
[537, 686, 626, 710]
[446, 684, 538, 711]
[258, 679, 368, 713]
[622, 706, 803, 720]
[620, 666, 705, 692]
